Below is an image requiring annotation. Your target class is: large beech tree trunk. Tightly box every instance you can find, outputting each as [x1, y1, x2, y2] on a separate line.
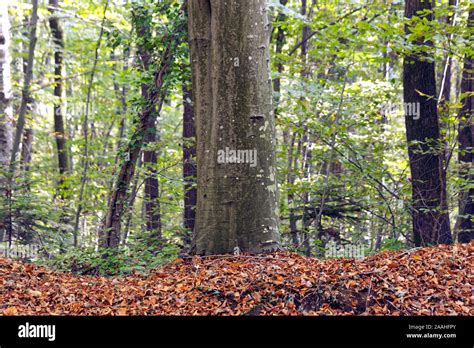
[189, 0, 280, 255]
[403, 0, 452, 246]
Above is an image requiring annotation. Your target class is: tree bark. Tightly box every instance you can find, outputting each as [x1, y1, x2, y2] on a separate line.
[273, 0, 288, 119]
[403, 0, 452, 246]
[182, 80, 196, 245]
[6, 0, 38, 246]
[10, 0, 38, 172]
[102, 7, 184, 248]
[20, 128, 33, 174]
[189, 0, 280, 255]
[300, 0, 313, 256]
[73, 0, 109, 247]
[456, 7, 473, 243]
[0, 3, 13, 242]
[273, 0, 299, 248]
[143, 97, 162, 242]
[48, 0, 69, 196]
[137, 11, 162, 243]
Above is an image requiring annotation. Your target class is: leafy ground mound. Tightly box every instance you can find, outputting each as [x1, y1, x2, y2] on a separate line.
[1, 242, 472, 315]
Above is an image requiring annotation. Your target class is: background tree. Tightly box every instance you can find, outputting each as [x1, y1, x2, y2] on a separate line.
[48, 0, 69, 198]
[102, 1, 185, 248]
[136, 4, 162, 245]
[10, 0, 37, 173]
[403, 0, 452, 246]
[457, 7, 473, 243]
[0, 2, 13, 242]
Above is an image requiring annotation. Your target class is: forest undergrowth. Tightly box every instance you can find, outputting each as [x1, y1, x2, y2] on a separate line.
[1, 242, 472, 316]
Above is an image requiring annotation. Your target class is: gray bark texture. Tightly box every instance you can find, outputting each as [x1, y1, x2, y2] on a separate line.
[189, 0, 280, 255]
[49, 0, 69, 194]
[0, 3, 12, 173]
[10, 0, 37, 170]
[0, 3, 12, 242]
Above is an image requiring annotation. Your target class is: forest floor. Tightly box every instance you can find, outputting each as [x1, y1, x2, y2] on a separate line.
[0, 242, 472, 316]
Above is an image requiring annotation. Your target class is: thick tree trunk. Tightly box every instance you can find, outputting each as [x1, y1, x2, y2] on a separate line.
[182, 80, 196, 245]
[48, 0, 69, 195]
[189, 0, 280, 255]
[456, 8, 473, 243]
[0, 3, 13, 242]
[403, 0, 452, 246]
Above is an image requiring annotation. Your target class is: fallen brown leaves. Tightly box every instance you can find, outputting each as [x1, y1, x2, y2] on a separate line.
[0, 242, 472, 316]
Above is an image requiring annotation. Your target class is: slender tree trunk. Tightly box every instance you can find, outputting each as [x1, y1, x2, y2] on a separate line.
[6, 0, 38, 247]
[10, 0, 38, 172]
[403, 0, 452, 246]
[102, 8, 184, 248]
[436, 0, 457, 246]
[300, 0, 313, 256]
[0, 3, 13, 242]
[143, 100, 162, 242]
[102, 79, 166, 248]
[73, 0, 109, 247]
[456, 8, 473, 243]
[122, 155, 142, 246]
[0, 2, 12, 168]
[48, 0, 69, 196]
[182, 80, 196, 247]
[20, 128, 33, 174]
[135, 7, 162, 244]
[438, 0, 457, 104]
[288, 132, 299, 247]
[101, 49, 129, 248]
[273, 0, 287, 119]
[189, 0, 280, 255]
[273, 0, 299, 248]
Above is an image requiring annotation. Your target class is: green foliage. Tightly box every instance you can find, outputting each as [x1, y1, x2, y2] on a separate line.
[2, 0, 472, 263]
[38, 243, 179, 276]
[381, 238, 406, 251]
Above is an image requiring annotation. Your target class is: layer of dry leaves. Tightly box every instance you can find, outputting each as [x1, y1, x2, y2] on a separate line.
[1, 242, 472, 315]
